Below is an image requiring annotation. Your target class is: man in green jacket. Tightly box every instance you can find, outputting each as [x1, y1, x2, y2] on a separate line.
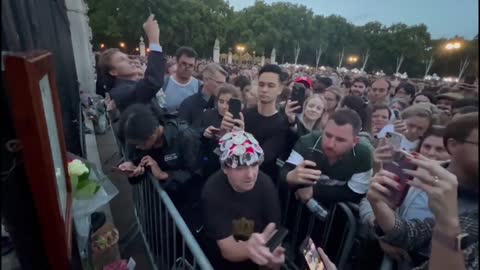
[280, 108, 373, 204]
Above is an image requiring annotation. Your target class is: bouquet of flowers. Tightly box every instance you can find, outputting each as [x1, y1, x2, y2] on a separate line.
[68, 159, 100, 200]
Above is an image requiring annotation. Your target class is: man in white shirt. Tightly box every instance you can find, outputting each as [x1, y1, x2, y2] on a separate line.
[158, 46, 201, 114]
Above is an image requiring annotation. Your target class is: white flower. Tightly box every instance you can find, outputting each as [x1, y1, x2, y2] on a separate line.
[68, 159, 89, 177]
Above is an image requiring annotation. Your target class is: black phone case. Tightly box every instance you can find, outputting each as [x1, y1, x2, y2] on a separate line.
[266, 227, 289, 252]
[228, 98, 242, 119]
[290, 86, 306, 113]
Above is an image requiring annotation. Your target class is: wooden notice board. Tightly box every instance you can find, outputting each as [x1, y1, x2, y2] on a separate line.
[4, 51, 72, 269]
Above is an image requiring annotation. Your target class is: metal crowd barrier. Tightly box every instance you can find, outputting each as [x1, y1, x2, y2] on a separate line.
[276, 159, 358, 269]
[132, 175, 213, 270]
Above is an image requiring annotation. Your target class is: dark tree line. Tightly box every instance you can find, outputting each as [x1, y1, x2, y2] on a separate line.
[87, 0, 478, 77]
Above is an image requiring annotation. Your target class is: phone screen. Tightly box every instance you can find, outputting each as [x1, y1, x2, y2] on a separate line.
[385, 132, 403, 150]
[301, 238, 324, 270]
[228, 98, 242, 119]
[383, 150, 417, 206]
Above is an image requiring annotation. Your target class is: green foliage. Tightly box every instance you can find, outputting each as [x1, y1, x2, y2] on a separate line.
[86, 0, 478, 77]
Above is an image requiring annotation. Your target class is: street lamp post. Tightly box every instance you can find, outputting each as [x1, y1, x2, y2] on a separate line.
[347, 56, 359, 66]
[444, 40, 463, 76]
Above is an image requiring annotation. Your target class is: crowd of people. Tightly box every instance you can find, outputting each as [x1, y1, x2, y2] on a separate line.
[95, 15, 478, 270]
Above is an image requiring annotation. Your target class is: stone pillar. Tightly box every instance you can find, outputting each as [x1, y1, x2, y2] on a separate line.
[270, 48, 276, 65]
[261, 55, 265, 66]
[139, 37, 146, 57]
[213, 38, 220, 63]
[227, 48, 232, 65]
[64, 0, 96, 94]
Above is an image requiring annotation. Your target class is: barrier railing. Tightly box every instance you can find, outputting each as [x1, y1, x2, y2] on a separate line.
[276, 159, 358, 269]
[132, 175, 213, 270]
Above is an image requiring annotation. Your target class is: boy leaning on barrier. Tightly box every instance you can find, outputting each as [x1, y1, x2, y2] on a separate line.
[116, 103, 202, 193]
[201, 130, 284, 270]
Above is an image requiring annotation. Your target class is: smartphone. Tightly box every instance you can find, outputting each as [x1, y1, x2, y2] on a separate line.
[110, 167, 134, 175]
[382, 149, 417, 206]
[266, 227, 289, 252]
[300, 237, 325, 270]
[385, 131, 403, 150]
[303, 149, 323, 171]
[228, 98, 242, 119]
[393, 109, 401, 120]
[290, 83, 306, 113]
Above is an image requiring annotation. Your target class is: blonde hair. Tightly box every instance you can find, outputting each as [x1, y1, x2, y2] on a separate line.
[401, 103, 435, 122]
[202, 63, 227, 78]
[301, 94, 327, 131]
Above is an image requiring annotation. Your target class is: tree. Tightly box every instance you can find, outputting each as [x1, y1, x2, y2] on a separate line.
[87, 0, 476, 77]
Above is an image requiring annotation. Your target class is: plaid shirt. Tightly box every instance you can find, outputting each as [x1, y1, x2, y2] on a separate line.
[377, 212, 478, 270]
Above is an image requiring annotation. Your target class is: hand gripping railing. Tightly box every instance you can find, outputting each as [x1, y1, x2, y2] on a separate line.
[131, 175, 213, 270]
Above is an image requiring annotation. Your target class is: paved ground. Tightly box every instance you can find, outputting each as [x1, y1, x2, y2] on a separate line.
[95, 128, 152, 269]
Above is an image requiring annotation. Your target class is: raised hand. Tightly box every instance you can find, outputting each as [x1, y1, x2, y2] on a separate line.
[246, 223, 277, 265]
[143, 14, 160, 44]
[285, 100, 301, 124]
[402, 153, 459, 231]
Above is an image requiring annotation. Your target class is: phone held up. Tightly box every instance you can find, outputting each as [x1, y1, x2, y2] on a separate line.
[383, 149, 417, 206]
[300, 237, 325, 270]
[228, 98, 242, 120]
[265, 226, 289, 252]
[290, 83, 307, 114]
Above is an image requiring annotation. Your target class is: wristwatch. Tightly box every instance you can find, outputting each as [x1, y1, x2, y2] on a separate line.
[433, 229, 472, 251]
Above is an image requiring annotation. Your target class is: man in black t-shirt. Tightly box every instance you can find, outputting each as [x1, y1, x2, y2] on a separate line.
[221, 64, 293, 182]
[201, 130, 284, 269]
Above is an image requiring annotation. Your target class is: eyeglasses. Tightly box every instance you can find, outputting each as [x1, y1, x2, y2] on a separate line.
[179, 62, 194, 69]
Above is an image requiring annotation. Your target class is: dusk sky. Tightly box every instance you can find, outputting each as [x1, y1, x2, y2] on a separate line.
[228, 0, 478, 39]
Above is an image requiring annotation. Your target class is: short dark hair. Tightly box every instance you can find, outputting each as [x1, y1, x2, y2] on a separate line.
[419, 125, 446, 151]
[119, 104, 161, 144]
[175, 46, 197, 61]
[395, 82, 416, 98]
[98, 48, 121, 75]
[352, 77, 370, 88]
[443, 112, 479, 151]
[328, 108, 363, 135]
[258, 64, 285, 83]
[372, 104, 392, 119]
[340, 96, 372, 133]
[232, 75, 251, 91]
[315, 76, 333, 88]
